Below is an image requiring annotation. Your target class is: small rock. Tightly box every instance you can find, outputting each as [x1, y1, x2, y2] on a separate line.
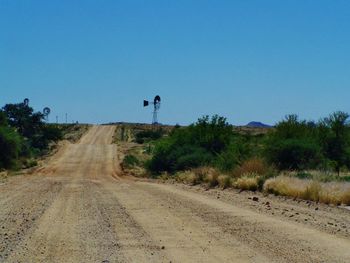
[161, 246, 165, 250]
[315, 207, 319, 211]
[265, 202, 270, 206]
[252, 197, 259, 202]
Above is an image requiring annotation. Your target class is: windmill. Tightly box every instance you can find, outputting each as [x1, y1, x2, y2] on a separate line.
[143, 95, 161, 125]
[43, 107, 51, 122]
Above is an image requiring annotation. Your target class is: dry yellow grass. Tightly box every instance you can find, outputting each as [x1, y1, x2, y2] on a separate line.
[176, 167, 221, 187]
[217, 175, 232, 189]
[176, 171, 198, 185]
[234, 173, 259, 191]
[233, 158, 269, 178]
[264, 176, 350, 205]
[202, 167, 220, 187]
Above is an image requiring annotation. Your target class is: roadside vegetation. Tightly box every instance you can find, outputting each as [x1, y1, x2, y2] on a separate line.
[0, 100, 86, 172]
[119, 112, 350, 206]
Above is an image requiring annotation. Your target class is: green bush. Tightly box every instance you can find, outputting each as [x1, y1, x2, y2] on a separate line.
[146, 143, 213, 173]
[215, 137, 251, 172]
[318, 111, 350, 175]
[0, 126, 22, 168]
[264, 115, 321, 170]
[147, 115, 234, 174]
[265, 138, 321, 170]
[122, 154, 140, 168]
[135, 129, 164, 144]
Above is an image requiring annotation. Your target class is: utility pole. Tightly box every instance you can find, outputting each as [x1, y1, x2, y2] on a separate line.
[56, 116, 58, 124]
[65, 113, 68, 124]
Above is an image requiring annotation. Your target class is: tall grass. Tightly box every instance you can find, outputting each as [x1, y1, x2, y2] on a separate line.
[176, 167, 220, 187]
[217, 175, 232, 189]
[264, 176, 350, 205]
[234, 174, 260, 191]
[233, 158, 270, 177]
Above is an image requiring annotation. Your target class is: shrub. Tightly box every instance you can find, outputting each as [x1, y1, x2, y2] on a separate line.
[265, 138, 321, 170]
[0, 126, 22, 169]
[263, 176, 350, 205]
[234, 173, 260, 191]
[264, 176, 307, 198]
[122, 154, 140, 169]
[264, 115, 321, 170]
[233, 158, 269, 177]
[147, 115, 233, 173]
[217, 175, 232, 189]
[135, 129, 164, 144]
[318, 111, 350, 175]
[22, 158, 38, 169]
[203, 168, 219, 187]
[295, 171, 313, 179]
[176, 171, 198, 185]
[214, 137, 251, 172]
[147, 143, 213, 173]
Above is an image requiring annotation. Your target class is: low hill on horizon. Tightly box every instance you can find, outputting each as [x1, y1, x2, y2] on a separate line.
[246, 121, 272, 128]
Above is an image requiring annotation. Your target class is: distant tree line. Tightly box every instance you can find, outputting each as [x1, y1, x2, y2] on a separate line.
[0, 100, 62, 169]
[146, 112, 350, 176]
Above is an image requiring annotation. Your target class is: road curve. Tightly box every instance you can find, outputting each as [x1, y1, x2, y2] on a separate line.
[0, 125, 349, 262]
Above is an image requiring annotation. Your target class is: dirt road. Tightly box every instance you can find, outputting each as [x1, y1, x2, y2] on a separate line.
[1, 125, 350, 263]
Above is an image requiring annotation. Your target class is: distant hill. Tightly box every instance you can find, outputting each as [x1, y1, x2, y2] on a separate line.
[246, 121, 272, 128]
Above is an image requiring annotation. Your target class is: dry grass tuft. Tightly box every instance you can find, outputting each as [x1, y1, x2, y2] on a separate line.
[234, 173, 260, 191]
[217, 175, 232, 189]
[202, 167, 220, 187]
[264, 176, 350, 205]
[176, 171, 198, 185]
[233, 158, 269, 178]
[176, 167, 220, 186]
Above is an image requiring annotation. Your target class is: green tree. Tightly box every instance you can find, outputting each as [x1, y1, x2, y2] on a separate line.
[147, 115, 233, 173]
[264, 115, 321, 170]
[0, 126, 22, 168]
[319, 111, 350, 175]
[2, 102, 44, 139]
[0, 111, 7, 126]
[2, 102, 62, 151]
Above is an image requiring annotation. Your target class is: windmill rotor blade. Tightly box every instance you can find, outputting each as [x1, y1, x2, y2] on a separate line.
[43, 107, 51, 116]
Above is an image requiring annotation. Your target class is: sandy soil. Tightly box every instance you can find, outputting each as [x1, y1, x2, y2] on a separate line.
[1, 125, 350, 263]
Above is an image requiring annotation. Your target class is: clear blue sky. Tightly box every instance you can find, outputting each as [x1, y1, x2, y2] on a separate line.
[1, 1, 349, 125]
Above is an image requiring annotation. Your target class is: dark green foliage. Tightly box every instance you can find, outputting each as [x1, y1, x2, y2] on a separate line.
[0, 126, 22, 168]
[0, 111, 8, 126]
[2, 103, 62, 151]
[264, 115, 321, 170]
[122, 154, 140, 168]
[0, 101, 62, 169]
[135, 129, 164, 144]
[147, 115, 236, 173]
[147, 143, 213, 173]
[295, 171, 313, 179]
[214, 136, 252, 172]
[2, 103, 44, 139]
[190, 115, 232, 154]
[265, 138, 321, 170]
[318, 111, 350, 175]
